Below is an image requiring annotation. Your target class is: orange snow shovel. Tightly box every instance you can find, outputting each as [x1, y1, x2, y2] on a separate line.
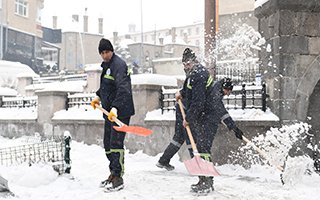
[95, 104, 153, 136]
[177, 99, 220, 176]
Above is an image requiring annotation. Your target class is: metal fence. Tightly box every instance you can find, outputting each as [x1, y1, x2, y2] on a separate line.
[0, 93, 96, 110]
[160, 84, 267, 114]
[216, 58, 260, 84]
[66, 93, 96, 110]
[0, 137, 67, 174]
[33, 74, 87, 84]
[1, 96, 38, 108]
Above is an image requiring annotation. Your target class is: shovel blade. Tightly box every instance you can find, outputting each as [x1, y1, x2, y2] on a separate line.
[184, 156, 220, 176]
[113, 125, 153, 136]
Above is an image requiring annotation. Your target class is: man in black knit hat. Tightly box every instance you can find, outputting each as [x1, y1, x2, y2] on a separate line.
[91, 38, 135, 192]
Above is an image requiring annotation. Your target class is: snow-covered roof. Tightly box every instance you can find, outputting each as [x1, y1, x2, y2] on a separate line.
[0, 60, 37, 88]
[0, 87, 18, 96]
[25, 80, 87, 93]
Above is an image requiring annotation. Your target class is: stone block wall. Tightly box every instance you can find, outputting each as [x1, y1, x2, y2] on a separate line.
[255, 0, 320, 122]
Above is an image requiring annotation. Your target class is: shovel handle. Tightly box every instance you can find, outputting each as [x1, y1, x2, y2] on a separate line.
[95, 104, 125, 127]
[177, 99, 198, 153]
[242, 136, 284, 172]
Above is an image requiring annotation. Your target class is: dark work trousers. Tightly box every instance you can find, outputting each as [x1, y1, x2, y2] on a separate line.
[104, 117, 130, 177]
[159, 102, 194, 164]
[194, 114, 217, 162]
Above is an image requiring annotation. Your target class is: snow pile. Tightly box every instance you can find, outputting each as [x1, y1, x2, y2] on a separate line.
[0, 107, 37, 120]
[281, 156, 315, 186]
[145, 108, 279, 121]
[5, 164, 58, 188]
[52, 105, 103, 120]
[232, 122, 319, 186]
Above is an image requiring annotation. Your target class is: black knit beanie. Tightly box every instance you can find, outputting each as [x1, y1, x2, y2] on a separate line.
[98, 38, 114, 53]
[182, 48, 196, 63]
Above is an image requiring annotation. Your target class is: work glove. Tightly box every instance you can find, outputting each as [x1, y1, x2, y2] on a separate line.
[108, 107, 118, 122]
[90, 97, 100, 109]
[233, 127, 243, 140]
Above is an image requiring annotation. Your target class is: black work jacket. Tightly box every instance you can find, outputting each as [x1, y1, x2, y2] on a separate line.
[96, 53, 135, 119]
[207, 80, 236, 130]
[180, 63, 213, 123]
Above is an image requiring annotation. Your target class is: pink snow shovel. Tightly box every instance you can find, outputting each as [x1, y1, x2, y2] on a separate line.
[178, 99, 220, 176]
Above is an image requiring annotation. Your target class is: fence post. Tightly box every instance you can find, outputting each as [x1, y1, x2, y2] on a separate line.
[64, 131, 72, 174]
[241, 84, 246, 110]
[65, 93, 70, 111]
[262, 83, 267, 112]
[160, 89, 164, 114]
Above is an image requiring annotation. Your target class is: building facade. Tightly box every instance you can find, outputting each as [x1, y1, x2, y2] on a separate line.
[0, 0, 45, 73]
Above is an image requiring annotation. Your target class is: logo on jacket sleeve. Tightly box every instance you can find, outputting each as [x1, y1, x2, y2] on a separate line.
[106, 68, 111, 76]
[104, 68, 115, 80]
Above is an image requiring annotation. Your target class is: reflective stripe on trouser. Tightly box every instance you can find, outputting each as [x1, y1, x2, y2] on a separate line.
[199, 153, 212, 162]
[104, 116, 130, 177]
[106, 149, 125, 177]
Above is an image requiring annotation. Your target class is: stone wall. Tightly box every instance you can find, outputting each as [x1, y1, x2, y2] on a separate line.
[255, 0, 320, 123]
[0, 117, 279, 165]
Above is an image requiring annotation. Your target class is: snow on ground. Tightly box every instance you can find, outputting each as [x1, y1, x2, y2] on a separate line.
[1, 132, 320, 200]
[0, 107, 37, 120]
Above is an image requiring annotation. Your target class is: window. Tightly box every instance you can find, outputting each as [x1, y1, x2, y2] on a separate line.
[15, 0, 28, 17]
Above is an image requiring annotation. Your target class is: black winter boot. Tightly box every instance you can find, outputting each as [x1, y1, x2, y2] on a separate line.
[157, 143, 180, 171]
[156, 161, 175, 171]
[99, 174, 115, 188]
[190, 176, 214, 194]
[104, 176, 124, 192]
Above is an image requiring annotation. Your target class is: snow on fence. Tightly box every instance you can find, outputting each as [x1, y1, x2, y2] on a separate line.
[216, 58, 260, 84]
[32, 73, 87, 84]
[0, 93, 96, 109]
[66, 93, 96, 109]
[1, 96, 37, 108]
[160, 83, 267, 113]
[0, 136, 69, 175]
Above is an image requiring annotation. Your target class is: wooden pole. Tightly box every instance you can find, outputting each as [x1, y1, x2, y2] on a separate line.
[205, 0, 218, 79]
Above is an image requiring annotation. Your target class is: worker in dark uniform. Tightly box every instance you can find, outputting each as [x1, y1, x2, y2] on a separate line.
[91, 38, 135, 192]
[158, 48, 243, 194]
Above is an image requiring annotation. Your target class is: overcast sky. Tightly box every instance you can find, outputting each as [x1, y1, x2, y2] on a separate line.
[41, 0, 204, 37]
